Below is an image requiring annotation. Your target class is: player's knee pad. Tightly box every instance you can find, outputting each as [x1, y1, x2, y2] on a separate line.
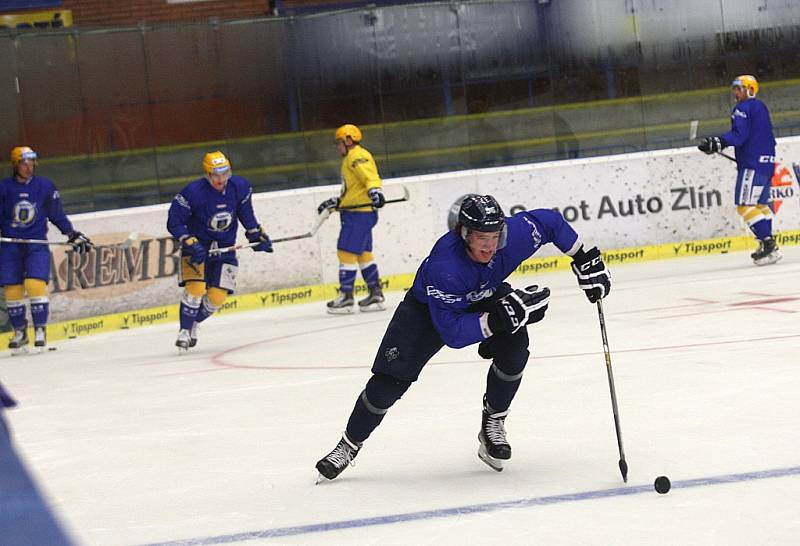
[357, 251, 374, 264]
[492, 329, 530, 377]
[23, 278, 47, 297]
[755, 204, 773, 219]
[3, 284, 25, 301]
[737, 205, 763, 225]
[206, 287, 228, 308]
[336, 250, 359, 265]
[181, 287, 203, 308]
[185, 281, 206, 298]
[363, 373, 412, 413]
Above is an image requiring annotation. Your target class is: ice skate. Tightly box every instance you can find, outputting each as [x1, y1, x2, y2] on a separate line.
[33, 326, 47, 353]
[326, 291, 354, 315]
[358, 285, 386, 312]
[751, 237, 782, 266]
[189, 322, 199, 348]
[315, 433, 362, 483]
[8, 328, 29, 355]
[175, 329, 192, 352]
[478, 401, 511, 472]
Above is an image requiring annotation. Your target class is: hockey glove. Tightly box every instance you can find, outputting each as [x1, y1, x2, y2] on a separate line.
[368, 188, 386, 208]
[181, 236, 207, 265]
[487, 285, 550, 335]
[246, 225, 273, 253]
[571, 245, 611, 303]
[67, 231, 94, 254]
[697, 136, 725, 155]
[317, 197, 340, 215]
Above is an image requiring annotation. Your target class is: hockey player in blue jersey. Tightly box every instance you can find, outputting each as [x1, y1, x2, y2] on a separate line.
[167, 151, 273, 350]
[0, 146, 93, 352]
[315, 194, 611, 480]
[698, 75, 781, 265]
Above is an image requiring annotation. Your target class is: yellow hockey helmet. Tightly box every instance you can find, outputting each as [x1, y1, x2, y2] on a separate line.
[731, 75, 759, 98]
[11, 146, 37, 165]
[202, 151, 231, 175]
[335, 124, 362, 143]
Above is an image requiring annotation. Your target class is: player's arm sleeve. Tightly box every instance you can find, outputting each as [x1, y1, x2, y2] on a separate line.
[235, 184, 260, 231]
[167, 192, 192, 241]
[721, 106, 750, 147]
[425, 270, 487, 348]
[521, 209, 583, 255]
[352, 154, 382, 191]
[45, 185, 75, 235]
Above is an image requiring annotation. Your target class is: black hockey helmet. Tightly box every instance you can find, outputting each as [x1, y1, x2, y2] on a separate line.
[448, 194, 507, 248]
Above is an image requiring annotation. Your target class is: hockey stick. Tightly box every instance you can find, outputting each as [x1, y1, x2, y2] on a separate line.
[336, 186, 411, 211]
[208, 231, 315, 255]
[0, 232, 138, 250]
[596, 298, 628, 483]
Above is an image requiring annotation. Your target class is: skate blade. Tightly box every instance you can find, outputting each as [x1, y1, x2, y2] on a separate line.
[10, 347, 30, 356]
[326, 307, 354, 315]
[478, 444, 505, 472]
[358, 303, 386, 312]
[754, 252, 783, 266]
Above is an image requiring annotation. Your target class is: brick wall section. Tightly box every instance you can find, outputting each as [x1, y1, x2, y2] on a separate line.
[58, 0, 271, 27]
[0, 1, 374, 28]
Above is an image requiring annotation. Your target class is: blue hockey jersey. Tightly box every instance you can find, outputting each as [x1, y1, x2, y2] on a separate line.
[167, 176, 260, 248]
[411, 209, 581, 348]
[0, 175, 73, 239]
[721, 98, 776, 176]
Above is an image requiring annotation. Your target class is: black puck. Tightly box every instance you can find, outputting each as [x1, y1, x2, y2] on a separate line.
[654, 475, 671, 494]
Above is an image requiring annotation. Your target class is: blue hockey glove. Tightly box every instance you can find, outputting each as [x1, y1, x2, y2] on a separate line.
[487, 285, 550, 334]
[368, 188, 386, 208]
[317, 197, 340, 215]
[181, 236, 207, 265]
[246, 225, 273, 253]
[67, 231, 94, 254]
[698, 136, 725, 155]
[571, 246, 611, 303]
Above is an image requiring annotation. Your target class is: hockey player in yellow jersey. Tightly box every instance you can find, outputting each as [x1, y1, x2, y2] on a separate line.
[317, 124, 386, 314]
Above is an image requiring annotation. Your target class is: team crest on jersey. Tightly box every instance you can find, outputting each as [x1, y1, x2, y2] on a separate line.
[12, 200, 37, 227]
[385, 347, 399, 363]
[208, 211, 233, 232]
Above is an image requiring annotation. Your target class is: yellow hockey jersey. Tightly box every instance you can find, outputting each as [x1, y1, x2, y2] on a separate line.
[338, 145, 382, 212]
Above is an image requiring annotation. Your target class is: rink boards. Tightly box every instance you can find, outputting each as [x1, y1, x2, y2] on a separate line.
[3, 137, 800, 334]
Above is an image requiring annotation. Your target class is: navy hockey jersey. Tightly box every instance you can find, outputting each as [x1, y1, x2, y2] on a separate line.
[721, 98, 776, 176]
[0, 175, 73, 239]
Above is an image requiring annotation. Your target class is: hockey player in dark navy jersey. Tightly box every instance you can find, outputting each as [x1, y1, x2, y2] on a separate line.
[0, 146, 93, 352]
[167, 151, 273, 351]
[315, 194, 611, 481]
[698, 75, 781, 265]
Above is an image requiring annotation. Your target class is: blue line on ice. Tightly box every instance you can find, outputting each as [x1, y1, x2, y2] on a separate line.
[141, 465, 800, 546]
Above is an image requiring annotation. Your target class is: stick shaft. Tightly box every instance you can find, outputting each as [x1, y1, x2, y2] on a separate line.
[336, 186, 411, 210]
[0, 237, 71, 246]
[208, 231, 313, 255]
[596, 298, 628, 482]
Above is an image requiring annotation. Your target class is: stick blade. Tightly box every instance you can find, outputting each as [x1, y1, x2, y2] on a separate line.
[689, 120, 699, 141]
[619, 459, 628, 483]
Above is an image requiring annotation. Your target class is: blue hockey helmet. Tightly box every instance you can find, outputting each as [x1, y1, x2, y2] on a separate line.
[449, 194, 507, 249]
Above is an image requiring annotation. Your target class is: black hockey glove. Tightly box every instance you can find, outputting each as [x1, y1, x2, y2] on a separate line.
[368, 188, 386, 208]
[697, 136, 726, 155]
[487, 285, 550, 335]
[571, 245, 611, 303]
[317, 197, 340, 215]
[246, 225, 273, 253]
[181, 236, 207, 265]
[67, 231, 93, 254]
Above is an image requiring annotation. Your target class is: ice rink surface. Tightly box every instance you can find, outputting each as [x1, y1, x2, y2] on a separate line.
[2, 247, 800, 546]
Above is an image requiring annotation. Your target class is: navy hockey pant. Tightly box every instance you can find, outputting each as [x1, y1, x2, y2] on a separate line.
[346, 290, 530, 443]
